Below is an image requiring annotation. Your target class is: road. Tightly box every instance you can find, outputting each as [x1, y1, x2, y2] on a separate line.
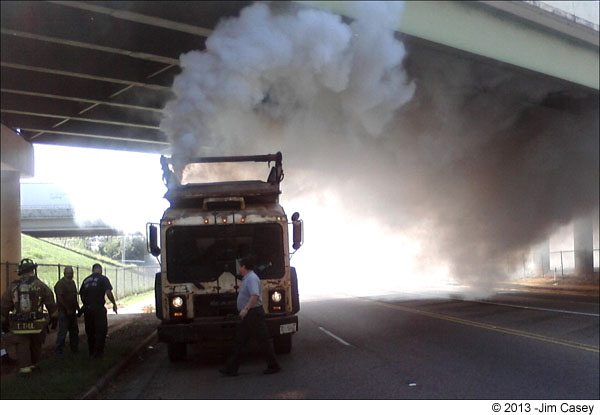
[102, 290, 599, 399]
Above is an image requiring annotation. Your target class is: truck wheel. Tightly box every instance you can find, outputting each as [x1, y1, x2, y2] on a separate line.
[154, 272, 163, 320]
[167, 342, 187, 361]
[290, 267, 300, 314]
[273, 334, 292, 354]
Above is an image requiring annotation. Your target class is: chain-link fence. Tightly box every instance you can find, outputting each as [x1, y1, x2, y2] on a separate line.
[2, 262, 158, 301]
[517, 249, 600, 279]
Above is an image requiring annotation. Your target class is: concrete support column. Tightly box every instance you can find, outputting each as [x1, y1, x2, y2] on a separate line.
[1, 124, 34, 297]
[533, 240, 550, 277]
[1, 171, 21, 292]
[574, 215, 594, 277]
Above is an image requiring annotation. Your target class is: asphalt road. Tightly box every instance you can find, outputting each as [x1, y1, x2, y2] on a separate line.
[102, 291, 599, 399]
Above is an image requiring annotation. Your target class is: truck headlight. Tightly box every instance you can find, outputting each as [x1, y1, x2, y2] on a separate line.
[268, 289, 286, 313]
[171, 296, 184, 308]
[271, 291, 282, 303]
[169, 295, 187, 319]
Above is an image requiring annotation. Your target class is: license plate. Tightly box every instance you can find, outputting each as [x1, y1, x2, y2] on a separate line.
[279, 323, 297, 334]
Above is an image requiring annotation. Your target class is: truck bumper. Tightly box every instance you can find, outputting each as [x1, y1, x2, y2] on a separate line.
[157, 314, 298, 344]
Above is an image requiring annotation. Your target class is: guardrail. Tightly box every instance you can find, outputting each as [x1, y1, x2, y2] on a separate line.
[1, 262, 159, 301]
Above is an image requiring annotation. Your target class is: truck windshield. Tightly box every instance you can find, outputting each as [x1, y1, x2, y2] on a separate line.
[166, 223, 285, 283]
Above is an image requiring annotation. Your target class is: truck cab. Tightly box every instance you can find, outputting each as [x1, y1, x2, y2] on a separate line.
[148, 152, 302, 361]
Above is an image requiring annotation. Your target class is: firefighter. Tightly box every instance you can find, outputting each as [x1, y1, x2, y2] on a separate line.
[1, 259, 58, 374]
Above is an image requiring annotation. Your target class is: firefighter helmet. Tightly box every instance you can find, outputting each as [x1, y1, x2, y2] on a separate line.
[17, 258, 37, 275]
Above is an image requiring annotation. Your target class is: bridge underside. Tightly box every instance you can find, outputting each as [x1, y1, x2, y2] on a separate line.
[1, 1, 597, 152]
[21, 219, 122, 238]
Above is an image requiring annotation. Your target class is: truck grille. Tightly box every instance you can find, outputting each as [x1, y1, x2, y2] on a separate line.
[194, 293, 238, 317]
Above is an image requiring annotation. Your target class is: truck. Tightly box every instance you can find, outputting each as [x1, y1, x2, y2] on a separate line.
[147, 152, 302, 361]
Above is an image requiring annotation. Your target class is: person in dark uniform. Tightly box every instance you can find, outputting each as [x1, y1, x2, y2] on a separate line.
[79, 264, 118, 358]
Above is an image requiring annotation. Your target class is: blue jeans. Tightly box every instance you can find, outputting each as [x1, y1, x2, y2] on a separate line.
[55, 310, 79, 354]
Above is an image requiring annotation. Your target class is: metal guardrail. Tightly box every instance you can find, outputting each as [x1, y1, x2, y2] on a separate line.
[1, 262, 159, 301]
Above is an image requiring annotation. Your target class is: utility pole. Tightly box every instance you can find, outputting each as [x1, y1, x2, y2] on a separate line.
[121, 234, 126, 263]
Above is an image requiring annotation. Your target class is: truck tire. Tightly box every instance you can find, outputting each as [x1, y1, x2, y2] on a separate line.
[273, 334, 292, 354]
[154, 272, 163, 320]
[290, 267, 300, 314]
[167, 342, 187, 361]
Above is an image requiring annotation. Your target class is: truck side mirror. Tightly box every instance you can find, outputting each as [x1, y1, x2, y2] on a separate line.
[147, 223, 161, 257]
[291, 212, 303, 251]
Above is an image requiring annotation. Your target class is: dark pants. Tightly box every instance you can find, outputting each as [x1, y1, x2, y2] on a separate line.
[225, 307, 278, 372]
[55, 310, 79, 354]
[83, 306, 107, 357]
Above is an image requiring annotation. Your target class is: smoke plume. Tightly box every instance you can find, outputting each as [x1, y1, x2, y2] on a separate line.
[161, 2, 599, 295]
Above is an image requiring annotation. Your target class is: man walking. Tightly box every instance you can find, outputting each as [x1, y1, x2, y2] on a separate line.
[220, 256, 281, 376]
[0, 259, 58, 374]
[79, 264, 118, 358]
[54, 266, 80, 355]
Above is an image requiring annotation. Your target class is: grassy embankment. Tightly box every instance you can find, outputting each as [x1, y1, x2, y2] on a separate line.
[20, 233, 155, 306]
[20, 234, 129, 288]
[20, 234, 156, 303]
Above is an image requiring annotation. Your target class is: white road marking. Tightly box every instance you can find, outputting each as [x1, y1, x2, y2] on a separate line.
[319, 327, 352, 346]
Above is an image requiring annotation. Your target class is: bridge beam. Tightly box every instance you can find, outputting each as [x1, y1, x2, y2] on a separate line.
[304, 1, 599, 89]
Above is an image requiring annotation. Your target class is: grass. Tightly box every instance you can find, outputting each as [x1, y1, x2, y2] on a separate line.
[17, 234, 155, 302]
[0, 314, 158, 400]
[20, 234, 128, 288]
[22, 234, 125, 267]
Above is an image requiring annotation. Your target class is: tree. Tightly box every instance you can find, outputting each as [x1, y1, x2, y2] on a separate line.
[70, 237, 93, 251]
[97, 234, 146, 262]
[125, 234, 146, 261]
[98, 237, 121, 260]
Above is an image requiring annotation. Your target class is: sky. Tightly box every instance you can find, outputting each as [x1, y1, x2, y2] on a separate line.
[21, 144, 169, 235]
[538, 0, 600, 26]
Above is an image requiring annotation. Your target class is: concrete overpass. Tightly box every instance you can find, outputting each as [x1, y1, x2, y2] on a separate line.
[1, 1, 598, 293]
[2, 1, 597, 151]
[20, 182, 121, 237]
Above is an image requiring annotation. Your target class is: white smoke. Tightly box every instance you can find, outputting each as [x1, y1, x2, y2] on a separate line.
[24, 144, 169, 235]
[161, 2, 599, 296]
[161, 2, 414, 157]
